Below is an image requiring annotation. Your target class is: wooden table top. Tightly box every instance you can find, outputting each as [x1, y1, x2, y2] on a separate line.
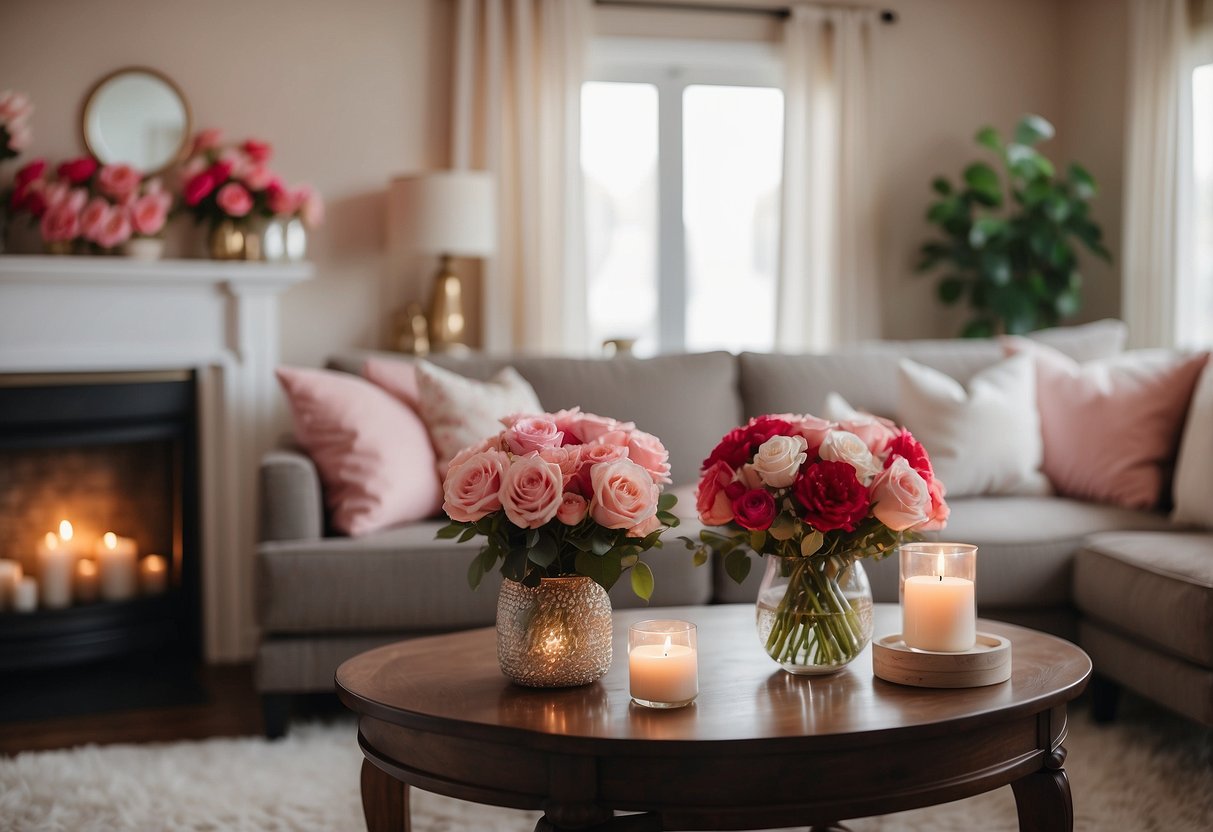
[337, 604, 1090, 754]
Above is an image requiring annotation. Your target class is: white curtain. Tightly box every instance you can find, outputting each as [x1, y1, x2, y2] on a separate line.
[777, 5, 881, 352]
[1123, 0, 1189, 348]
[451, 0, 590, 353]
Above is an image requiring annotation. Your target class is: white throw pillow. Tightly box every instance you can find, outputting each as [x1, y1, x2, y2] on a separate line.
[414, 361, 543, 469]
[896, 354, 1050, 498]
[1172, 359, 1213, 527]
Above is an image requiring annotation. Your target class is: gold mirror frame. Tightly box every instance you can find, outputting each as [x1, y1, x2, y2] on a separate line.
[81, 66, 193, 177]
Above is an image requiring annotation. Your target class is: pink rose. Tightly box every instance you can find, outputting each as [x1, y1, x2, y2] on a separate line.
[447, 436, 502, 474]
[920, 477, 950, 532]
[626, 430, 672, 485]
[97, 164, 142, 200]
[216, 182, 253, 218]
[592, 429, 633, 448]
[573, 442, 630, 495]
[191, 128, 223, 154]
[836, 414, 899, 457]
[442, 449, 507, 522]
[6, 121, 31, 152]
[241, 164, 274, 191]
[130, 191, 171, 236]
[500, 453, 563, 529]
[79, 198, 110, 242]
[95, 206, 132, 249]
[504, 416, 564, 455]
[590, 458, 659, 530]
[766, 413, 835, 452]
[539, 445, 582, 487]
[0, 91, 33, 124]
[556, 492, 588, 525]
[299, 185, 324, 228]
[696, 460, 735, 526]
[242, 138, 273, 164]
[627, 514, 662, 538]
[871, 456, 931, 532]
[217, 150, 246, 180]
[266, 180, 298, 216]
[569, 412, 633, 444]
[183, 172, 216, 207]
[39, 202, 80, 243]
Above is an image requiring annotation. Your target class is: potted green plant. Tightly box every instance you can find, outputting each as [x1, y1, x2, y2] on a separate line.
[917, 114, 1110, 337]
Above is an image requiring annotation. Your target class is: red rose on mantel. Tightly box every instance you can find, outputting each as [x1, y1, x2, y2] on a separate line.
[732, 487, 777, 531]
[701, 416, 796, 471]
[57, 156, 97, 185]
[793, 460, 871, 533]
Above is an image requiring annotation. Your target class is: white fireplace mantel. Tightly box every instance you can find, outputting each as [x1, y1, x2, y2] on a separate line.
[0, 254, 314, 661]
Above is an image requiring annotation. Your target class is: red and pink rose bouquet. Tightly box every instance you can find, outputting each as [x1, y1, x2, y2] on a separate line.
[0, 91, 33, 163]
[438, 408, 679, 600]
[689, 412, 949, 670]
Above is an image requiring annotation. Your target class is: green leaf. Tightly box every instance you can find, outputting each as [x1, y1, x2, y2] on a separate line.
[658, 492, 678, 512]
[1068, 163, 1097, 199]
[968, 217, 1006, 248]
[590, 534, 613, 556]
[963, 162, 1002, 205]
[800, 530, 824, 557]
[960, 318, 995, 338]
[1054, 288, 1081, 318]
[975, 125, 1002, 153]
[527, 534, 558, 567]
[768, 513, 798, 542]
[502, 548, 528, 582]
[467, 555, 485, 589]
[926, 199, 955, 224]
[724, 549, 752, 585]
[1044, 194, 1071, 223]
[630, 561, 655, 602]
[692, 546, 709, 567]
[525, 528, 540, 549]
[938, 276, 965, 304]
[435, 523, 465, 540]
[749, 530, 767, 551]
[1007, 144, 1055, 180]
[1013, 114, 1055, 146]
[980, 251, 1012, 286]
[931, 176, 953, 196]
[575, 551, 603, 584]
[457, 526, 478, 543]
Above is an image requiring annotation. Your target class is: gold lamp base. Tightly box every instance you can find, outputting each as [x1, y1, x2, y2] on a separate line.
[427, 253, 470, 353]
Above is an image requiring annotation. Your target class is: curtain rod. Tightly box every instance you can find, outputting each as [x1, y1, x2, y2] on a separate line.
[593, 0, 899, 24]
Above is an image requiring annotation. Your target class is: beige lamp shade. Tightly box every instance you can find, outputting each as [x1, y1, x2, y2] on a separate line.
[388, 170, 496, 256]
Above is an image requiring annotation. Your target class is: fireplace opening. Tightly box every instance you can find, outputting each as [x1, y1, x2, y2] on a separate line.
[0, 371, 201, 722]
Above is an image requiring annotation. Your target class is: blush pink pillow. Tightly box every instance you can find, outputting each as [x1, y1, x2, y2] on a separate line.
[1002, 339, 1209, 510]
[276, 366, 441, 536]
[363, 356, 421, 409]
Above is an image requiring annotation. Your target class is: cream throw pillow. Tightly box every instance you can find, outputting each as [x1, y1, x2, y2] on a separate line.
[414, 361, 543, 470]
[1172, 359, 1213, 526]
[896, 354, 1050, 498]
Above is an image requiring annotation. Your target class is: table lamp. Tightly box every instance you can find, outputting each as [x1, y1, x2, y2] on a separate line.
[388, 171, 496, 351]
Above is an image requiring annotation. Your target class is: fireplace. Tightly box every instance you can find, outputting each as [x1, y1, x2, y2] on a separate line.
[0, 371, 202, 719]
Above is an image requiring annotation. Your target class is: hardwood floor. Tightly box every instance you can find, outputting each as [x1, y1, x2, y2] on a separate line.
[0, 663, 266, 755]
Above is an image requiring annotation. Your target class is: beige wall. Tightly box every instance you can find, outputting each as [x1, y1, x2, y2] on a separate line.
[0, 0, 451, 367]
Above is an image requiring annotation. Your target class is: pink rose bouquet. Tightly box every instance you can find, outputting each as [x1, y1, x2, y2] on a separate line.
[0, 91, 33, 162]
[438, 408, 678, 600]
[688, 412, 949, 669]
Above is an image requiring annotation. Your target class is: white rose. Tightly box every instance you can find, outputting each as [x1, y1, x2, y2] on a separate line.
[819, 430, 883, 485]
[871, 456, 931, 531]
[751, 435, 808, 488]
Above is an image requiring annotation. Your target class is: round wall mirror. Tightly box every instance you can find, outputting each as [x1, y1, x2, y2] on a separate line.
[82, 67, 191, 175]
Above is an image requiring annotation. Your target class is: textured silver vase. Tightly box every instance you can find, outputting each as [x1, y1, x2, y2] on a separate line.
[496, 575, 612, 687]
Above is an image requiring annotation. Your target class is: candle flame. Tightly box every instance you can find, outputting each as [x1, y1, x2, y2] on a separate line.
[936, 552, 946, 578]
[44, 532, 58, 550]
[103, 532, 117, 550]
[78, 559, 97, 576]
[663, 635, 671, 657]
[59, 520, 73, 541]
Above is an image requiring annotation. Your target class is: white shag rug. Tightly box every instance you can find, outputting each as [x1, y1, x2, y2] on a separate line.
[2, 701, 1210, 832]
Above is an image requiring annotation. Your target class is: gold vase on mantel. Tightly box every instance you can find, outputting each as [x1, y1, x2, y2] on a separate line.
[208, 219, 248, 261]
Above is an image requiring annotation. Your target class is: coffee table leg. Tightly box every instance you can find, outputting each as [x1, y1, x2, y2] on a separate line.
[361, 758, 411, 832]
[1010, 747, 1072, 832]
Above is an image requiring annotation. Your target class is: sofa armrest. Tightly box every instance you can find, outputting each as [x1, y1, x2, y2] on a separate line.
[259, 449, 324, 542]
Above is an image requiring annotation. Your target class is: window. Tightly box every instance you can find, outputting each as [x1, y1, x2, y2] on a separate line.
[580, 40, 783, 355]
[1186, 60, 1213, 346]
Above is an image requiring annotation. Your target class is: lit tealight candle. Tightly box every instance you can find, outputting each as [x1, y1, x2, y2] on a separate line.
[629, 620, 699, 709]
[75, 559, 99, 604]
[96, 532, 138, 602]
[13, 577, 37, 613]
[37, 521, 78, 610]
[0, 559, 23, 611]
[900, 543, 977, 653]
[139, 555, 168, 595]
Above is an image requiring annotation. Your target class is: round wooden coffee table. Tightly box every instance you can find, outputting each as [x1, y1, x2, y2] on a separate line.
[337, 604, 1089, 832]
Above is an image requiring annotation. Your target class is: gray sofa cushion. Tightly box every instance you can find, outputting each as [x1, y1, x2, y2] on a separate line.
[331, 350, 742, 486]
[259, 449, 324, 542]
[1075, 531, 1213, 667]
[714, 496, 1176, 607]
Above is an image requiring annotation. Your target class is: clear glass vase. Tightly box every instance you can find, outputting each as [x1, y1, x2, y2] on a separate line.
[496, 575, 613, 688]
[755, 554, 874, 675]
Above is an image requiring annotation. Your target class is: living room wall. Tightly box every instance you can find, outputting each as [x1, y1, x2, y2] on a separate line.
[0, 0, 452, 369]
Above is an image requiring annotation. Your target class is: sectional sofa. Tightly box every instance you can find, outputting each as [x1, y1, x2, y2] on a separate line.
[255, 320, 1211, 735]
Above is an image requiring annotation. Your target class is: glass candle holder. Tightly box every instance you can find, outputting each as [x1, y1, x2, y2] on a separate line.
[628, 619, 698, 709]
[899, 542, 977, 652]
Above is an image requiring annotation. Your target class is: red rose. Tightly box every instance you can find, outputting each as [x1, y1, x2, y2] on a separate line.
[793, 460, 871, 533]
[702, 416, 795, 471]
[183, 172, 216, 207]
[241, 138, 273, 164]
[206, 160, 234, 185]
[15, 158, 45, 186]
[57, 156, 97, 184]
[732, 487, 776, 531]
[885, 429, 933, 481]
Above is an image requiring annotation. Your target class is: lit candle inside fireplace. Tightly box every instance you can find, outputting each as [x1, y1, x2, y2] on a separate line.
[0, 559, 23, 611]
[140, 555, 168, 595]
[37, 521, 77, 609]
[13, 577, 37, 613]
[96, 532, 137, 601]
[75, 558, 99, 604]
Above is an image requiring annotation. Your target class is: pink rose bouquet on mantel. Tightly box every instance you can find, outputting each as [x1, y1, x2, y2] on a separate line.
[0, 91, 33, 162]
[685, 412, 949, 672]
[437, 408, 679, 601]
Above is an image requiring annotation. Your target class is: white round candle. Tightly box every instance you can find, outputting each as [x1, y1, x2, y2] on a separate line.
[75, 559, 99, 604]
[903, 575, 976, 652]
[139, 555, 168, 595]
[37, 523, 77, 610]
[629, 641, 699, 705]
[13, 576, 37, 613]
[0, 559, 23, 611]
[96, 532, 138, 601]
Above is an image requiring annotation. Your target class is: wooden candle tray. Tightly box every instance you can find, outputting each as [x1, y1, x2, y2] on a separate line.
[872, 632, 1012, 688]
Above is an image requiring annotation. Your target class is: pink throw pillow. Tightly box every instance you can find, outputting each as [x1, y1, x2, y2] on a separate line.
[363, 356, 421, 409]
[276, 366, 442, 536]
[1002, 339, 1209, 510]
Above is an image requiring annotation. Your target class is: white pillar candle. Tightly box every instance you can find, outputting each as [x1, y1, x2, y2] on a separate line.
[13, 577, 37, 613]
[96, 532, 138, 602]
[0, 559, 22, 611]
[903, 576, 976, 652]
[37, 522, 77, 610]
[139, 555, 168, 595]
[75, 559, 99, 604]
[628, 620, 699, 708]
